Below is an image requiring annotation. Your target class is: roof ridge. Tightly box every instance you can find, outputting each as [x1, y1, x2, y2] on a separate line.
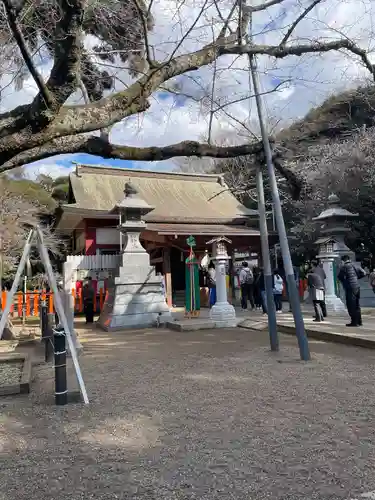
[70, 163, 221, 182]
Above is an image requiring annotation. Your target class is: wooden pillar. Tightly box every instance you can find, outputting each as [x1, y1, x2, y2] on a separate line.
[163, 248, 172, 307]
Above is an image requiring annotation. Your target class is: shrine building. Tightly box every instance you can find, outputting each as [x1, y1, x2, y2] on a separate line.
[55, 164, 273, 306]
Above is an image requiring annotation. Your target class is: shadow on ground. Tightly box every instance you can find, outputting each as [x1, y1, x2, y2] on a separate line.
[1, 326, 375, 500]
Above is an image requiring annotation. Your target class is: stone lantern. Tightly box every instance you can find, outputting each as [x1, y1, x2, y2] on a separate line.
[207, 236, 236, 327]
[115, 181, 154, 259]
[98, 181, 171, 330]
[313, 193, 358, 260]
[313, 193, 359, 313]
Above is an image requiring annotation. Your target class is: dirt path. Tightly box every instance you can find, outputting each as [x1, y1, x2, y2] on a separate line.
[1, 326, 375, 500]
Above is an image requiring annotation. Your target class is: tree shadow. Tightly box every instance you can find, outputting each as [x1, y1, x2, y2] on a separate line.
[2, 327, 375, 499]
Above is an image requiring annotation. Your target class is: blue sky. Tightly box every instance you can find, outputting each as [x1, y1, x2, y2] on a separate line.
[16, 0, 374, 180]
[24, 89, 186, 178]
[25, 152, 175, 179]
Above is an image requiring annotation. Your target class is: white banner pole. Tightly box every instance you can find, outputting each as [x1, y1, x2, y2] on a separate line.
[36, 227, 89, 404]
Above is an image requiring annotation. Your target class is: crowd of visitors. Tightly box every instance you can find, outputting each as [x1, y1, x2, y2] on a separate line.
[232, 255, 367, 328]
[78, 251, 370, 329]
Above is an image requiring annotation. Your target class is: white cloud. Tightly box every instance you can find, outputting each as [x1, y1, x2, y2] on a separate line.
[1, 0, 374, 176]
[23, 156, 74, 180]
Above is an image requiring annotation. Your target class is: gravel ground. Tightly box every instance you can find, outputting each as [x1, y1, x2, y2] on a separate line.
[0, 361, 22, 386]
[1, 327, 375, 500]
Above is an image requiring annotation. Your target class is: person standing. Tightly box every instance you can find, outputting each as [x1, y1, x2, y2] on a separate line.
[82, 276, 95, 324]
[338, 255, 366, 327]
[207, 262, 216, 307]
[307, 265, 325, 322]
[311, 260, 327, 318]
[239, 261, 255, 310]
[273, 270, 284, 313]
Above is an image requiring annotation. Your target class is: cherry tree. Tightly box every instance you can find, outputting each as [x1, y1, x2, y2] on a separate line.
[0, 0, 374, 173]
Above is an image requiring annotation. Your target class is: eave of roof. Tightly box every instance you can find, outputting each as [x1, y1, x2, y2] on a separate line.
[67, 164, 259, 220]
[147, 222, 261, 237]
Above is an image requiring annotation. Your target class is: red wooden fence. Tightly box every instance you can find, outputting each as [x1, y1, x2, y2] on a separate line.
[0, 289, 108, 319]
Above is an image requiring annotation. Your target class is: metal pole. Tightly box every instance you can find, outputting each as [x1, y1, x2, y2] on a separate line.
[274, 244, 278, 269]
[271, 204, 278, 269]
[41, 304, 54, 363]
[256, 166, 279, 351]
[22, 275, 27, 326]
[53, 326, 67, 406]
[249, 55, 310, 361]
[0, 235, 3, 304]
[119, 213, 123, 251]
[36, 226, 89, 404]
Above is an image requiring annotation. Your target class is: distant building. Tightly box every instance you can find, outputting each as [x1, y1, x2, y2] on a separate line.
[55, 165, 277, 305]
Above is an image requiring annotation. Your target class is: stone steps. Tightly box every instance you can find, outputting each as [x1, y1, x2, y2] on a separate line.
[359, 278, 375, 307]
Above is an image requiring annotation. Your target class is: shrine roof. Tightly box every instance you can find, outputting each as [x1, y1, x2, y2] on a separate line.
[65, 164, 257, 224]
[313, 207, 359, 220]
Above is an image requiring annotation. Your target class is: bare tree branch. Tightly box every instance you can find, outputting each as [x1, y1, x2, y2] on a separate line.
[217, 0, 238, 38]
[2, 0, 52, 107]
[208, 23, 217, 144]
[0, 135, 267, 172]
[6, 35, 373, 147]
[0, 0, 374, 170]
[280, 0, 325, 46]
[131, 0, 155, 68]
[32, 0, 85, 113]
[250, 0, 286, 13]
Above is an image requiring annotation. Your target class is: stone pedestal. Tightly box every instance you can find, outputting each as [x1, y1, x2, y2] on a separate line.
[98, 181, 172, 331]
[320, 254, 346, 314]
[98, 234, 172, 330]
[209, 253, 236, 328]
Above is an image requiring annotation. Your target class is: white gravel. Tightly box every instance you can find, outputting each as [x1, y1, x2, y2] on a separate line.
[0, 360, 22, 386]
[1, 328, 375, 500]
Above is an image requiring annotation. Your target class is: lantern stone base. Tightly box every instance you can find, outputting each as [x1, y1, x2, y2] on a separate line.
[98, 256, 172, 331]
[324, 294, 347, 314]
[209, 302, 237, 328]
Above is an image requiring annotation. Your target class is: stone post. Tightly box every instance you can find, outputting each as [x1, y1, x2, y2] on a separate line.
[317, 252, 346, 313]
[207, 236, 236, 327]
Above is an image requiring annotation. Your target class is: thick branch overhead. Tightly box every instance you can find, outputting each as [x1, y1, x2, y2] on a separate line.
[0, 136, 266, 172]
[0, 0, 374, 170]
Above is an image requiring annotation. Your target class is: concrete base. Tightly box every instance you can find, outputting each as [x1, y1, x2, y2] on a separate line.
[0, 353, 32, 396]
[98, 266, 172, 331]
[325, 294, 347, 314]
[167, 310, 242, 332]
[166, 319, 215, 332]
[209, 302, 237, 328]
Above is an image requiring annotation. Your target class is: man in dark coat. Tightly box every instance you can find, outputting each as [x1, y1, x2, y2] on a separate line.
[338, 255, 365, 327]
[82, 277, 95, 324]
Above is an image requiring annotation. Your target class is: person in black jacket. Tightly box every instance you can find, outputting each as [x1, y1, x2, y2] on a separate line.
[338, 255, 365, 327]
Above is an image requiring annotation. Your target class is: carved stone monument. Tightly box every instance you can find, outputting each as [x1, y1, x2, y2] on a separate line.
[98, 181, 172, 330]
[207, 236, 236, 328]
